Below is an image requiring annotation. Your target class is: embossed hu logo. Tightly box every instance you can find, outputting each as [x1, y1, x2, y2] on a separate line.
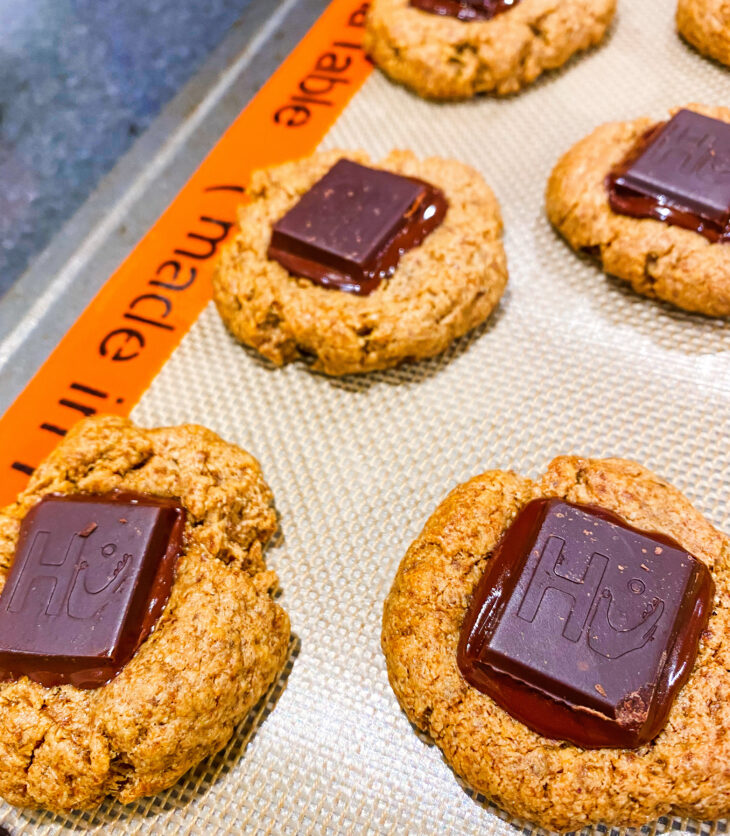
[6, 528, 133, 620]
[516, 535, 665, 659]
[653, 115, 730, 183]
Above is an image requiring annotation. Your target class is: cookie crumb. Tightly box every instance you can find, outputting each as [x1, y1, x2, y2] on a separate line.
[78, 522, 97, 538]
[595, 683, 607, 697]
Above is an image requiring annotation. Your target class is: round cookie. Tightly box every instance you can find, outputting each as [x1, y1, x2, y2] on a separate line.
[546, 103, 730, 317]
[677, 0, 730, 67]
[363, 0, 616, 100]
[0, 415, 290, 814]
[382, 456, 730, 831]
[213, 149, 508, 376]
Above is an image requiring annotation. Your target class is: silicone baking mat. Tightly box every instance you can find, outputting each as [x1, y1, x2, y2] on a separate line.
[2, 0, 730, 833]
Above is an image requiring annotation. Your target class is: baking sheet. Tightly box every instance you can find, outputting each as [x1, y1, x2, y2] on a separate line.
[3, 0, 730, 832]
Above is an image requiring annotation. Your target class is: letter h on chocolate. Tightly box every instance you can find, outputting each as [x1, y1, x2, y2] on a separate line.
[517, 536, 608, 642]
[5, 530, 83, 616]
[5, 528, 130, 620]
[651, 112, 730, 181]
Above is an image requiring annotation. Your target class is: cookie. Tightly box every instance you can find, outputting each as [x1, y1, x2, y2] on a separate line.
[363, 0, 616, 100]
[0, 415, 290, 813]
[677, 0, 730, 67]
[213, 149, 508, 376]
[382, 456, 730, 831]
[546, 103, 730, 316]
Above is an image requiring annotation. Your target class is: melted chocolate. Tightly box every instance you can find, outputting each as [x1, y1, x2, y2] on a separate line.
[0, 491, 185, 689]
[607, 109, 730, 244]
[457, 498, 714, 748]
[409, 0, 520, 22]
[267, 159, 448, 295]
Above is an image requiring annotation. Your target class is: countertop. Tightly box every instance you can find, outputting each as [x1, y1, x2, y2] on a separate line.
[0, 0, 253, 299]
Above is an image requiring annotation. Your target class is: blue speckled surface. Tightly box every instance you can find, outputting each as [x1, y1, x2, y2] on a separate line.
[0, 0, 252, 298]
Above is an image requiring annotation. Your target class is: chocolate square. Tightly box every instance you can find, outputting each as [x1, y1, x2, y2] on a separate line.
[608, 109, 730, 242]
[458, 498, 714, 748]
[267, 159, 447, 295]
[0, 492, 185, 689]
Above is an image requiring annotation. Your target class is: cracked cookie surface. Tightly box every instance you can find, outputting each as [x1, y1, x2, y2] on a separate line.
[382, 456, 730, 831]
[363, 0, 616, 100]
[0, 415, 290, 814]
[546, 103, 730, 317]
[213, 149, 508, 376]
[677, 0, 730, 67]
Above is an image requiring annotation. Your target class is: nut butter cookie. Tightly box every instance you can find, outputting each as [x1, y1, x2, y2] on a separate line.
[677, 0, 730, 67]
[383, 456, 730, 831]
[546, 103, 730, 316]
[0, 415, 290, 813]
[363, 0, 616, 100]
[213, 149, 508, 376]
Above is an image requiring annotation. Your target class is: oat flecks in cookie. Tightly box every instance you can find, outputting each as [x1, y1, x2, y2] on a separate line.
[213, 149, 508, 376]
[0, 415, 290, 814]
[382, 456, 730, 831]
[677, 0, 730, 67]
[364, 0, 616, 100]
[546, 103, 730, 316]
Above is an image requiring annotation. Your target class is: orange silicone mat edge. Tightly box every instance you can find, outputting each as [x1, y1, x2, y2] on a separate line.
[0, 0, 372, 505]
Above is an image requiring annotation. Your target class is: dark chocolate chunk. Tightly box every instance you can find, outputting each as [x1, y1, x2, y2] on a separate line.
[267, 159, 447, 295]
[458, 498, 714, 748]
[607, 109, 730, 243]
[0, 492, 185, 689]
[409, 0, 520, 21]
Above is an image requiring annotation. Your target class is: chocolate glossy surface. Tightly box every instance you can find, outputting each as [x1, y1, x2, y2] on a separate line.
[0, 492, 185, 689]
[410, 0, 520, 22]
[607, 109, 730, 243]
[458, 498, 714, 748]
[267, 159, 447, 295]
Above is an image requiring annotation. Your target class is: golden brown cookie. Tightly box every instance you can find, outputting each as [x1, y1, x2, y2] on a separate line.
[213, 149, 508, 376]
[363, 0, 616, 100]
[0, 415, 290, 814]
[382, 456, 730, 831]
[546, 103, 730, 317]
[677, 0, 730, 67]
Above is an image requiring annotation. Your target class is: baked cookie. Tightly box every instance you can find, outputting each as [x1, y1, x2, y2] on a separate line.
[213, 149, 508, 376]
[0, 415, 290, 813]
[546, 103, 730, 316]
[382, 456, 730, 831]
[363, 0, 616, 100]
[677, 0, 730, 67]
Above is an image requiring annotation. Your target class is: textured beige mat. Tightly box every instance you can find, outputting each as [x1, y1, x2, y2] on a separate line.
[2, 0, 730, 833]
